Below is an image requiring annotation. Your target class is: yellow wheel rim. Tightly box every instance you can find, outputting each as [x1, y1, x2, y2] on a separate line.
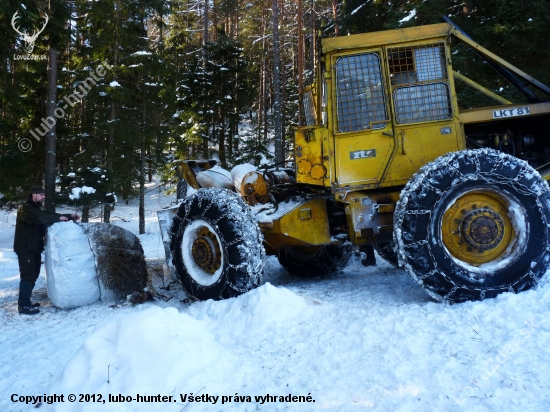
[441, 190, 515, 266]
[191, 226, 222, 274]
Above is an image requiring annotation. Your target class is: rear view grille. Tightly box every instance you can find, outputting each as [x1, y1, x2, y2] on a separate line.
[387, 44, 452, 124]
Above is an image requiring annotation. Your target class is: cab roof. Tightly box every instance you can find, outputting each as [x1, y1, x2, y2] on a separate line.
[321, 23, 452, 53]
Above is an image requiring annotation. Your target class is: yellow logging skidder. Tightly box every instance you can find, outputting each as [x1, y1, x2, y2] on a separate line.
[159, 19, 550, 303]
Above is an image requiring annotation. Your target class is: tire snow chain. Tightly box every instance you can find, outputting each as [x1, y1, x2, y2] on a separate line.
[170, 192, 259, 275]
[399, 151, 540, 298]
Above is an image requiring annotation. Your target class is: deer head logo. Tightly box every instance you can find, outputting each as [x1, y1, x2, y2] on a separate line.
[11, 11, 49, 54]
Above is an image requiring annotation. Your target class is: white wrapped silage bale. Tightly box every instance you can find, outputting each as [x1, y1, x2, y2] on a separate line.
[45, 222, 100, 309]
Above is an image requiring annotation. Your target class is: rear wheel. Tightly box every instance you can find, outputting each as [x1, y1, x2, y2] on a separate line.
[394, 149, 550, 303]
[170, 188, 264, 300]
[278, 243, 353, 278]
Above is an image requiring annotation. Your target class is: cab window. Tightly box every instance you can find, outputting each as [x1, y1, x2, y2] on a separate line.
[388, 44, 452, 124]
[335, 53, 388, 133]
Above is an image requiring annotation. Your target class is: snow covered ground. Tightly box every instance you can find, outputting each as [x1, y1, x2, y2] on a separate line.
[1, 181, 549, 411]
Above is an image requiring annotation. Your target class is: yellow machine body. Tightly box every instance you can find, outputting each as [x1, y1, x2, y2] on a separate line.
[174, 23, 550, 253]
[298, 24, 467, 190]
[284, 22, 550, 250]
[258, 198, 332, 253]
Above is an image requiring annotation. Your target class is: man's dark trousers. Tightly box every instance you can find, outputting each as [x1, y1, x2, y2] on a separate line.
[16, 253, 42, 307]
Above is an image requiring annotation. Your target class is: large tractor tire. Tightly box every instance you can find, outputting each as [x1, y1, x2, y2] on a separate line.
[394, 149, 550, 303]
[373, 242, 399, 267]
[170, 188, 265, 300]
[278, 243, 353, 278]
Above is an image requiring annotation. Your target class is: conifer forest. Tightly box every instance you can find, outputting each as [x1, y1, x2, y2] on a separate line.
[1, 0, 549, 228]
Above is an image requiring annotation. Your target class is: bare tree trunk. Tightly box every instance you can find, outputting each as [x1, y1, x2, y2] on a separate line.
[258, 61, 264, 149]
[45, 46, 58, 213]
[201, 0, 210, 160]
[139, 82, 146, 235]
[218, 120, 226, 168]
[310, 0, 315, 85]
[139, 147, 145, 234]
[257, 10, 267, 150]
[297, 0, 304, 125]
[203, 0, 209, 66]
[272, 0, 283, 163]
[264, 61, 270, 143]
[82, 206, 90, 223]
[331, 0, 339, 36]
[211, 0, 218, 42]
[147, 147, 153, 182]
[279, 1, 286, 159]
[104, 104, 116, 222]
[234, 10, 240, 155]
[281, 59, 286, 159]
[202, 127, 209, 158]
[105, 1, 119, 224]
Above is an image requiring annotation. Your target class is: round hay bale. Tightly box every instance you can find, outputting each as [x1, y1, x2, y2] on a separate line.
[81, 223, 147, 300]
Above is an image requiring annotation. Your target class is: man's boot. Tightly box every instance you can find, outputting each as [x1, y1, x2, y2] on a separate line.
[18, 281, 40, 315]
[29, 280, 40, 307]
[18, 305, 40, 315]
[360, 244, 377, 267]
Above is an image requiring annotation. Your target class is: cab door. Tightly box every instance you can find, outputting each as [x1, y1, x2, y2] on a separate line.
[382, 42, 463, 185]
[332, 50, 394, 187]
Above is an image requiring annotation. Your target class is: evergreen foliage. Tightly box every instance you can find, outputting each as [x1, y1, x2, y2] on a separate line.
[1, 0, 549, 206]
[175, 33, 252, 168]
[56, 166, 115, 213]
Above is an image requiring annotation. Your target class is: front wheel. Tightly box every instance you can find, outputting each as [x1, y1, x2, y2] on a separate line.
[170, 188, 265, 300]
[394, 149, 550, 303]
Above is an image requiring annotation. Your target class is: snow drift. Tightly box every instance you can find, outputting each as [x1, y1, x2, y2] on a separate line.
[42, 276, 550, 412]
[45, 284, 312, 412]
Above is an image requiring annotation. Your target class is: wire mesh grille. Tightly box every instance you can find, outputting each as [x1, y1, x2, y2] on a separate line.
[303, 88, 317, 126]
[387, 43, 452, 124]
[335, 53, 388, 133]
[393, 83, 451, 124]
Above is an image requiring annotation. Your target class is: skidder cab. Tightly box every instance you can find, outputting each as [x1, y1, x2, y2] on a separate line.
[160, 20, 550, 303]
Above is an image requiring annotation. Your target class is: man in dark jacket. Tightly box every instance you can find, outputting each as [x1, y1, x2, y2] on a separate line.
[14, 186, 80, 315]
